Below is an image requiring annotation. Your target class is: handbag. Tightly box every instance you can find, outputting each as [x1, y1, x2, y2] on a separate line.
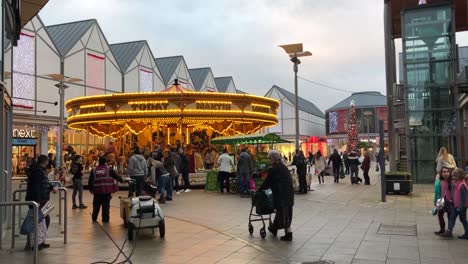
[249, 177, 256, 191]
[436, 197, 445, 210]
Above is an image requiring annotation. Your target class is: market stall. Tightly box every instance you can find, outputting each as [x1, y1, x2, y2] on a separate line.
[206, 133, 290, 191]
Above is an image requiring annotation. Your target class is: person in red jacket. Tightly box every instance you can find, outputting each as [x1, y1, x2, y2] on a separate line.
[88, 157, 122, 223]
[441, 168, 468, 239]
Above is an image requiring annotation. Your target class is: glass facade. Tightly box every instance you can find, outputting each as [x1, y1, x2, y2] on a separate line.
[402, 5, 457, 182]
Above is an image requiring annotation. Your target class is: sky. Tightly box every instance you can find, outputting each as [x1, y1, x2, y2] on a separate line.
[39, 0, 387, 112]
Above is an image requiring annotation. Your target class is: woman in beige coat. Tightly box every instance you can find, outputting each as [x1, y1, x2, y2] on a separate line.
[314, 151, 327, 184]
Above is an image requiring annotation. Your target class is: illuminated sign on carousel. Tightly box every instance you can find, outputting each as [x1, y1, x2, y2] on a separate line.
[65, 86, 279, 138]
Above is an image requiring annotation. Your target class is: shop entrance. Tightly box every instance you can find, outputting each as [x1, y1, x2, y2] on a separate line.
[12, 141, 37, 176]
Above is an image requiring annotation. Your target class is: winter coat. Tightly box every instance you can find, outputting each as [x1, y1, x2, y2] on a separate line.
[453, 180, 468, 208]
[258, 162, 294, 209]
[127, 154, 148, 177]
[361, 154, 371, 171]
[25, 166, 52, 207]
[328, 153, 342, 169]
[292, 154, 307, 176]
[434, 179, 451, 206]
[237, 152, 253, 175]
[179, 153, 189, 173]
[314, 156, 326, 173]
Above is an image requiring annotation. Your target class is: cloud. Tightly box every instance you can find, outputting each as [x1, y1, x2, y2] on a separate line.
[39, 0, 386, 111]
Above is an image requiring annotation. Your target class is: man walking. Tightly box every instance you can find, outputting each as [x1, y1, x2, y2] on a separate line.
[328, 149, 342, 183]
[348, 150, 362, 184]
[343, 151, 350, 175]
[178, 147, 191, 192]
[217, 148, 234, 193]
[237, 148, 253, 196]
[126, 148, 147, 196]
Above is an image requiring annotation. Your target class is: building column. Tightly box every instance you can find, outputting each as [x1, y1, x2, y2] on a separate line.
[40, 130, 48, 155]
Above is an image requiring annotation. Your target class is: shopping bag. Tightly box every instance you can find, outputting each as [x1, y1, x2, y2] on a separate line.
[20, 208, 44, 235]
[253, 190, 274, 215]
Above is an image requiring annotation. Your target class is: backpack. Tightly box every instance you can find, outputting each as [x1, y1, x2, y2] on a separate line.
[70, 163, 78, 175]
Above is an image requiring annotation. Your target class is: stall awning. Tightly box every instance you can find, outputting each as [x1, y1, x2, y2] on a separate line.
[211, 133, 290, 145]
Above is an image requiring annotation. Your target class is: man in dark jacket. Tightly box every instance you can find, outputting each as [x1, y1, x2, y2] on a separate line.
[328, 149, 343, 183]
[88, 156, 123, 222]
[258, 150, 294, 241]
[343, 151, 350, 174]
[71, 155, 87, 209]
[237, 148, 253, 196]
[126, 148, 148, 196]
[348, 150, 362, 184]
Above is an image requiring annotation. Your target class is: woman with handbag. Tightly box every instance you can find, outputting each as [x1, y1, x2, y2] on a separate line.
[433, 166, 452, 235]
[24, 155, 57, 250]
[314, 151, 326, 184]
[88, 156, 123, 223]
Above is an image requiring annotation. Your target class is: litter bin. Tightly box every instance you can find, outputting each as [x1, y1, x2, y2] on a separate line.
[385, 172, 412, 194]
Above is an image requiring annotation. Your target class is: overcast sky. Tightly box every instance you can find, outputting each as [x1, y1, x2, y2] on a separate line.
[39, 0, 387, 112]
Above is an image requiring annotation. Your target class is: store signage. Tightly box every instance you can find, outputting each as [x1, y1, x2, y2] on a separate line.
[130, 102, 169, 111]
[196, 102, 231, 110]
[80, 105, 106, 114]
[251, 105, 270, 114]
[12, 138, 37, 146]
[12, 129, 36, 138]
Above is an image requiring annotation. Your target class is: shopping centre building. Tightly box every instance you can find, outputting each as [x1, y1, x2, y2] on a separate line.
[1, 12, 284, 177]
[325, 91, 388, 154]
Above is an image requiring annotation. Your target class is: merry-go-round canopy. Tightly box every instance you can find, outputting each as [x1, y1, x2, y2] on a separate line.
[65, 85, 279, 138]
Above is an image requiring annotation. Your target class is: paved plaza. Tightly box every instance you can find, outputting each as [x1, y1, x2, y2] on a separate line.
[1, 164, 468, 264]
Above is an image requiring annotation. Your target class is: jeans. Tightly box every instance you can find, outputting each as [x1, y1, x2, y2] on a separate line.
[72, 178, 83, 206]
[92, 193, 111, 222]
[166, 175, 174, 198]
[237, 172, 249, 194]
[174, 174, 180, 192]
[448, 207, 468, 235]
[158, 174, 170, 199]
[182, 171, 190, 190]
[130, 175, 145, 197]
[350, 167, 359, 184]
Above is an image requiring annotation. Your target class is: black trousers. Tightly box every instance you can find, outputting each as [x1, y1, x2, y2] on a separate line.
[345, 163, 350, 174]
[218, 171, 231, 192]
[298, 172, 307, 192]
[92, 193, 112, 222]
[363, 169, 370, 185]
[333, 166, 340, 182]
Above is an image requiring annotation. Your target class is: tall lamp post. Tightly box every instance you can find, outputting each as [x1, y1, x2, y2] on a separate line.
[279, 43, 312, 150]
[46, 74, 82, 169]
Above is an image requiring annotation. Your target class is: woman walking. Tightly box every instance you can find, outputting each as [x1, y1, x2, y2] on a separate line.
[440, 168, 468, 239]
[433, 166, 452, 235]
[314, 151, 326, 184]
[292, 150, 308, 193]
[435, 147, 457, 178]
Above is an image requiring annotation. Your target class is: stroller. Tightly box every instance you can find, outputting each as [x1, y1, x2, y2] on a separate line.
[248, 189, 274, 239]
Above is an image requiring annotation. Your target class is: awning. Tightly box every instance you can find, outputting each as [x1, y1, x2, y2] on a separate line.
[211, 133, 290, 145]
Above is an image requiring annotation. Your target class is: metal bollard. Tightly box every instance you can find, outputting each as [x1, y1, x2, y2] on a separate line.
[12, 189, 28, 237]
[57, 187, 68, 244]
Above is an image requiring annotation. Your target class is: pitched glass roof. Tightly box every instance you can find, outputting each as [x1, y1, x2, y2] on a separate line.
[270, 85, 325, 118]
[109, 41, 146, 72]
[155, 56, 183, 85]
[215, 77, 234, 92]
[46, 19, 95, 56]
[188, 68, 210, 91]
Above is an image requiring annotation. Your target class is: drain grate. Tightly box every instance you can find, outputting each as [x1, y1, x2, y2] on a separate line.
[377, 224, 417, 236]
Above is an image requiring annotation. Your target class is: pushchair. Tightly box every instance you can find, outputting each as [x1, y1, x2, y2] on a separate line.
[248, 189, 274, 239]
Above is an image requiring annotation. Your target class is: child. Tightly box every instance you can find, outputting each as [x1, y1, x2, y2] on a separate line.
[434, 166, 452, 235]
[440, 168, 468, 239]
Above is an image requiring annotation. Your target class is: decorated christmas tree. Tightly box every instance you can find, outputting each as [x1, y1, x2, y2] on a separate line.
[347, 100, 359, 151]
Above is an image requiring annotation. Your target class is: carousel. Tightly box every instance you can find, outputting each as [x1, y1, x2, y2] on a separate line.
[65, 82, 279, 151]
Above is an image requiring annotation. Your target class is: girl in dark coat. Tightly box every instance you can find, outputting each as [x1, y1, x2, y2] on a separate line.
[258, 150, 294, 241]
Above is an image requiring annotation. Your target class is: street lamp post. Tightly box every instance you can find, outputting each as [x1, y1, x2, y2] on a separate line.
[279, 43, 312, 150]
[46, 74, 82, 169]
[363, 111, 373, 144]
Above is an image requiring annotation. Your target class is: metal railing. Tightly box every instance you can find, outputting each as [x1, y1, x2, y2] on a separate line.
[12, 185, 68, 244]
[0, 201, 39, 264]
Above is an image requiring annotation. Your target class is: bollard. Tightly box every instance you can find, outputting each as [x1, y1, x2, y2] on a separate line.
[57, 187, 68, 244]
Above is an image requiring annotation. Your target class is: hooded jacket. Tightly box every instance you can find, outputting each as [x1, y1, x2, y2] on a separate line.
[127, 154, 148, 177]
